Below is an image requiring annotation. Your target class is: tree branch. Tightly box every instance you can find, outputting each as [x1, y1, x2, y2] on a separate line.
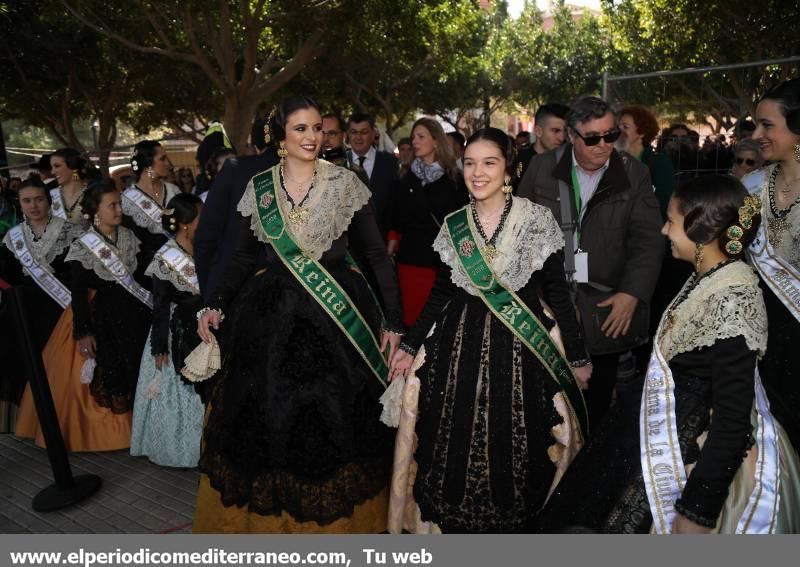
[251, 29, 325, 99]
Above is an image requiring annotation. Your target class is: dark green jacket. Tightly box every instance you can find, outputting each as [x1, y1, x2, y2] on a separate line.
[639, 145, 675, 221]
[517, 144, 663, 307]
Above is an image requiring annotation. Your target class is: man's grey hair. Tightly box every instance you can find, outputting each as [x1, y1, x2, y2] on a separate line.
[734, 137, 763, 158]
[566, 96, 616, 130]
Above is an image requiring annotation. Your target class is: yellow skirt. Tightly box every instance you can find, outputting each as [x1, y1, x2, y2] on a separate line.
[15, 305, 131, 452]
[193, 475, 389, 534]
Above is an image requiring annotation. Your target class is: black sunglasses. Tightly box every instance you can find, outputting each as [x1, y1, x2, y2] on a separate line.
[736, 157, 756, 166]
[571, 127, 621, 146]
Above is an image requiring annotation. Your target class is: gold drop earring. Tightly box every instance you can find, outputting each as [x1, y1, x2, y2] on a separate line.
[694, 242, 704, 272]
[278, 141, 288, 159]
[793, 143, 800, 163]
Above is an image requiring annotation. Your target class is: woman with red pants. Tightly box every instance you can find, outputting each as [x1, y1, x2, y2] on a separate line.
[387, 118, 467, 327]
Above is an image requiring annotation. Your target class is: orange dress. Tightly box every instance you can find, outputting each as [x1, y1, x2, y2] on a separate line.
[15, 304, 132, 452]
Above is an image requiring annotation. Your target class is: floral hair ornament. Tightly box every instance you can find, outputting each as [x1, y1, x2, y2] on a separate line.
[725, 194, 761, 255]
[131, 158, 139, 172]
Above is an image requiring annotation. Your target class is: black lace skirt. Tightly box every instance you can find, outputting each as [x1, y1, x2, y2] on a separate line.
[534, 374, 711, 533]
[90, 284, 152, 413]
[199, 262, 394, 525]
[412, 292, 570, 533]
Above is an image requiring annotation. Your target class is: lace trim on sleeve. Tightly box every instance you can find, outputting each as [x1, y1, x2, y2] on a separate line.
[64, 227, 142, 283]
[659, 262, 768, 360]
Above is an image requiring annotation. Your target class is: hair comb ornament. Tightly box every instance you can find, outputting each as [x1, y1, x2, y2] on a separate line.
[725, 194, 761, 255]
[263, 108, 277, 145]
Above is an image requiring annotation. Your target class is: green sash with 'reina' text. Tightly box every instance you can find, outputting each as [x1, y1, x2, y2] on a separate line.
[252, 168, 388, 389]
[445, 207, 588, 439]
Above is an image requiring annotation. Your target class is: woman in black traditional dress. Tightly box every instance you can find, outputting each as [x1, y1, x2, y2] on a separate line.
[48, 148, 99, 227]
[388, 128, 591, 533]
[744, 78, 800, 453]
[536, 176, 800, 534]
[17, 182, 151, 451]
[2, 179, 82, 421]
[193, 96, 403, 533]
[122, 140, 181, 289]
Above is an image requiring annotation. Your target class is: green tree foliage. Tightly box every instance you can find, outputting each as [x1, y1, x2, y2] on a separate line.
[601, 0, 800, 126]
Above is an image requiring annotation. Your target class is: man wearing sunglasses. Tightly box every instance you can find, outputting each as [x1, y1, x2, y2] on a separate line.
[518, 96, 663, 428]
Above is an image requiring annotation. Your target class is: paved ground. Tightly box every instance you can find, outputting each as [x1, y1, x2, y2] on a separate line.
[0, 435, 198, 533]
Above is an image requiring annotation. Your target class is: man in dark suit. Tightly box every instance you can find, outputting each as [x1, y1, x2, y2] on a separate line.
[518, 96, 663, 427]
[194, 116, 279, 301]
[346, 112, 398, 237]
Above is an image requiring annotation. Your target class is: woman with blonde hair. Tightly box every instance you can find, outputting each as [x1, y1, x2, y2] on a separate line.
[387, 117, 468, 327]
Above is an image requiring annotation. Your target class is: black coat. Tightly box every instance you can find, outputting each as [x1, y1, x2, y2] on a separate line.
[389, 170, 468, 267]
[195, 150, 278, 301]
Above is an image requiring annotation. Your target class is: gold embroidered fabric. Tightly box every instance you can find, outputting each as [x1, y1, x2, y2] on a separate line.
[658, 261, 767, 361]
[238, 160, 371, 260]
[64, 226, 142, 283]
[433, 196, 565, 295]
[144, 239, 199, 295]
[122, 182, 181, 234]
[2, 217, 83, 274]
[743, 164, 800, 270]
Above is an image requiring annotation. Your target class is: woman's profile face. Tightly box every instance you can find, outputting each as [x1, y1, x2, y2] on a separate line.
[754, 99, 800, 163]
[661, 197, 696, 265]
[95, 191, 123, 228]
[150, 146, 172, 179]
[50, 155, 74, 186]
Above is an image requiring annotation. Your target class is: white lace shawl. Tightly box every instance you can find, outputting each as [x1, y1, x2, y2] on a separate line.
[433, 196, 565, 295]
[2, 217, 83, 274]
[64, 226, 142, 283]
[144, 239, 200, 295]
[238, 159, 371, 260]
[122, 182, 181, 234]
[658, 261, 767, 361]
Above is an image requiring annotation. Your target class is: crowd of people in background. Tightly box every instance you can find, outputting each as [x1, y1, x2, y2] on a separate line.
[1, 78, 799, 534]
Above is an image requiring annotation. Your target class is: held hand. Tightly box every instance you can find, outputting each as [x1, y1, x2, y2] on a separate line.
[381, 330, 402, 362]
[389, 350, 414, 382]
[197, 310, 222, 344]
[154, 353, 170, 371]
[671, 513, 712, 534]
[572, 363, 593, 390]
[598, 292, 639, 339]
[78, 336, 97, 359]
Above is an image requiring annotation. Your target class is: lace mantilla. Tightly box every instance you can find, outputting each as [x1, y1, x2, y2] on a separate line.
[658, 261, 767, 361]
[745, 164, 800, 270]
[238, 159, 371, 260]
[433, 197, 564, 295]
[64, 226, 142, 283]
[2, 217, 83, 273]
[122, 183, 181, 234]
[145, 239, 200, 295]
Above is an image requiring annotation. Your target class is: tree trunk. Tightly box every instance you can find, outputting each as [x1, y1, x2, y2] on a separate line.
[483, 98, 491, 128]
[223, 93, 259, 152]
